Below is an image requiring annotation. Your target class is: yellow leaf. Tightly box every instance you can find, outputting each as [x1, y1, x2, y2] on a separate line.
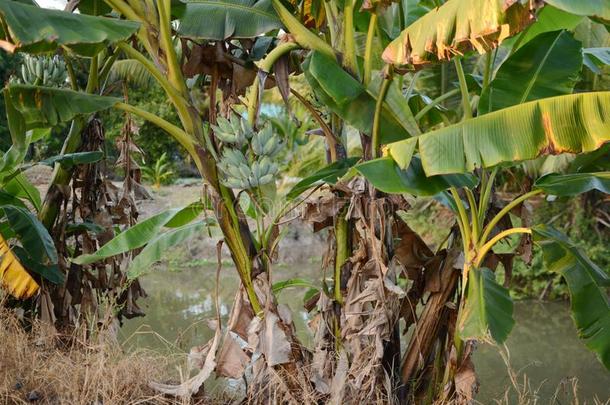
[383, 0, 541, 68]
[0, 235, 39, 299]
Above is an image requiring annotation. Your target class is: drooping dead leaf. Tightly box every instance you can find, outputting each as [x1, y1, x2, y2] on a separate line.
[383, 0, 541, 69]
[216, 333, 250, 379]
[393, 217, 434, 280]
[455, 357, 479, 402]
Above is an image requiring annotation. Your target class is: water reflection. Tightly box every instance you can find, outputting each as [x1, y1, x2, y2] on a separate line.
[121, 265, 610, 402]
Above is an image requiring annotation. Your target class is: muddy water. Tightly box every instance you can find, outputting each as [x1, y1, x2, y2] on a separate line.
[120, 264, 610, 403]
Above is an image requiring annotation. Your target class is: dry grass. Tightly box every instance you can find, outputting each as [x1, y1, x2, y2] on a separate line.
[0, 308, 199, 405]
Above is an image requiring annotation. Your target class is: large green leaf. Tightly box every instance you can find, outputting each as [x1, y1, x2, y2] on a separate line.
[127, 221, 206, 279]
[40, 151, 104, 169]
[458, 267, 515, 344]
[382, 0, 539, 67]
[506, 6, 583, 51]
[544, 0, 610, 24]
[287, 157, 360, 200]
[532, 225, 610, 370]
[387, 92, 610, 176]
[164, 200, 209, 228]
[583, 48, 610, 74]
[0, 190, 26, 209]
[0, 88, 28, 178]
[534, 172, 610, 196]
[1, 205, 57, 266]
[303, 51, 416, 143]
[355, 157, 478, 196]
[12, 246, 64, 285]
[2, 173, 41, 212]
[73, 207, 212, 265]
[174, 0, 281, 40]
[5, 85, 120, 130]
[479, 30, 582, 114]
[0, 1, 139, 56]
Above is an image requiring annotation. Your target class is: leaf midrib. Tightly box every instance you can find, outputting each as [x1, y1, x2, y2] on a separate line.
[519, 33, 563, 104]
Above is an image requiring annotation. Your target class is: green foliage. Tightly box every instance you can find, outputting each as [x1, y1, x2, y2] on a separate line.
[533, 224, 610, 370]
[458, 267, 515, 344]
[142, 152, 175, 189]
[479, 30, 583, 114]
[0, 0, 139, 56]
[511, 197, 610, 300]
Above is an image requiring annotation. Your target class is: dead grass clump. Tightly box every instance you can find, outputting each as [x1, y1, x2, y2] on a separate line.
[0, 308, 174, 405]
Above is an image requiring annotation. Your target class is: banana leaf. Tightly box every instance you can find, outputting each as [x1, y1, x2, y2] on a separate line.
[0, 233, 39, 299]
[287, 157, 359, 200]
[387, 92, 610, 176]
[0, 1, 139, 56]
[1, 205, 57, 266]
[479, 30, 582, 114]
[382, 0, 539, 68]
[458, 267, 515, 344]
[355, 156, 478, 196]
[127, 221, 206, 279]
[73, 207, 214, 265]
[534, 172, 610, 196]
[5, 85, 120, 130]
[533, 225, 610, 370]
[174, 0, 281, 40]
[303, 51, 417, 143]
[544, 0, 610, 24]
[506, 6, 583, 51]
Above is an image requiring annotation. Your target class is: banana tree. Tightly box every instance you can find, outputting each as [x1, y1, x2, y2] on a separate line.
[271, 0, 610, 402]
[1, 0, 609, 403]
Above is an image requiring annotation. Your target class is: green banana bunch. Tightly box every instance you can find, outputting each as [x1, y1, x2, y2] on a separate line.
[212, 113, 254, 147]
[251, 124, 282, 157]
[217, 147, 279, 189]
[214, 114, 283, 190]
[17, 55, 67, 87]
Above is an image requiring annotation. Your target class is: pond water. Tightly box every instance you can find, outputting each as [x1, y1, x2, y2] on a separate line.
[120, 264, 610, 403]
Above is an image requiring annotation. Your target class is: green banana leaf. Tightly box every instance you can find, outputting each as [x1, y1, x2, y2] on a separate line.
[5, 85, 120, 130]
[458, 267, 515, 344]
[386, 92, 610, 176]
[287, 157, 360, 200]
[0, 190, 27, 209]
[127, 221, 206, 279]
[0, 88, 28, 178]
[532, 225, 610, 370]
[174, 0, 281, 40]
[1, 205, 59, 277]
[12, 246, 64, 285]
[0, 1, 139, 56]
[544, 0, 610, 24]
[77, 0, 112, 16]
[583, 48, 610, 74]
[479, 30, 582, 114]
[382, 0, 539, 67]
[2, 173, 41, 212]
[534, 172, 610, 196]
[355, 156, 478, 196]
[73, 207, 214, 265]
[165, 200, 209, 228]
[40, 151, 104, 169]
[505, 6, 583, 51]
[303, 51, 417, 144]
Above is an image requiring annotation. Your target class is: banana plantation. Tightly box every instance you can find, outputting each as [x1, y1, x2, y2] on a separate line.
[0, 0, 609, 403]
